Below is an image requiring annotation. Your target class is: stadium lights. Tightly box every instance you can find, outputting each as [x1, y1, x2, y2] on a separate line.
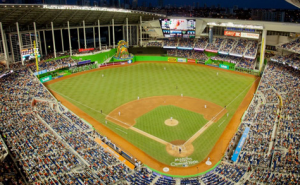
[42, 5, 131, 13]
[207, 22, 263, 30]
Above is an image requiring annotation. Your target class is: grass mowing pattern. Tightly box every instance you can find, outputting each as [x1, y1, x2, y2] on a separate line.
[47, 63, 256, 165]
[134, 105, 207, 142]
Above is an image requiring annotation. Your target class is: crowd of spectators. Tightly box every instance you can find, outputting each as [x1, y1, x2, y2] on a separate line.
[29, 58, 77, 73]
[219, 38, 236, 54]
[191, 51, 208, 61]
[230, 39, 248, 56]
[235, 58, 256, 70]
[167, 49, 177, 56]
[163, 39, 178, 47]
[146, 41, 163, 47]
[271, 53, 300, 69]
[278, 38, 300, 53]
[244, 41, 258, 59]
[194, 38, 208, 50]
[177, 50, 193, 58]
[178, 38, 195, 48]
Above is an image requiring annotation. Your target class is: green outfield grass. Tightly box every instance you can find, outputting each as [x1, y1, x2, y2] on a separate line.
[47, 62, 256, 166]
[135, 105, 207, 142]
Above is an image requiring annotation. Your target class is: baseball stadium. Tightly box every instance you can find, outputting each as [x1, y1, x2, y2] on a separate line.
[0, 3, 299, 185]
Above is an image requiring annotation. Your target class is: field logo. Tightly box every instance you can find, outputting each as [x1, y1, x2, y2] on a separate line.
[219, 64, 229, 70]
[171, 157, 198, 167]
[168, 57, 177, 62]
[177, 58, 187, 62]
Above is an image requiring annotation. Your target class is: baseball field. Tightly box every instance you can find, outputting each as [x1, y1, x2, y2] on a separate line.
[46, 62, 259, 175]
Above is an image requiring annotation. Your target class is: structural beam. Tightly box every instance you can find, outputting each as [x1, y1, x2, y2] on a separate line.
[259, 29, 267, 72]
[38, 32, 42, 57]
[112, 19, 115, 49]
[126, 18, 129, 45]
[77, 28, 80, 49]
[9, 34, 15, 63]
[0, 22, 8, 63]
[98, 20, 101, 49]
[83, 20, 86, 49]
[43, 30, 47, 56]
[61, 29, 64, 53]
[16, 22, 23, 65]
[51, 22, 56, 58]
[140, 16, 142, 46]
[93, 27, 96, 48]
[33, 22, 38, 56]
[67, 21, 72, 56]
[108, 26, 111, 47]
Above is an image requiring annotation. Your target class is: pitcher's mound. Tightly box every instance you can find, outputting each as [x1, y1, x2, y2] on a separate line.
[165, 119, 179, 126]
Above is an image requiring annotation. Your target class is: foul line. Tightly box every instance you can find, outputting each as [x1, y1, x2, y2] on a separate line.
[50, 89, 133, 128]
[184, 78, 259, 145]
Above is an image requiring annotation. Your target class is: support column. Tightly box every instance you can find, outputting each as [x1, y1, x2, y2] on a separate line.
[126, 18, 129, 44]
[108, 26, 111, 47]
[112, 19, 115, 49]
[16, 22, 23, 64]
[259, 29, 267, 72]
[83, 20, 86, 49]
[140, 16, 142, 46]
[9, 34, 15, 63]
[98, 20, 101, 49]
[0, 22, 8, 62]
[93, 27, 96, 48]
[43, 30, 47, 56]
[77, 28, 80, 49]
[38, 32, 43, 57]
[29, 32, 32, 47]
[67, 21, 72, 56]
[136, 25, 138, 46]
[61, 29, 64, 52]
[33, 22, 38, 61]
[51, 22, 56, 58]
[130, 26, 132, 46]
[209, 26, 213, 43]
[122, 25, 125, 40]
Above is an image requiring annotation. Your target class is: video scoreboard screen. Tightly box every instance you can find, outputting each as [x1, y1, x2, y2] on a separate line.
[161, 19, 196, 38]
[21, 48, 40, 62]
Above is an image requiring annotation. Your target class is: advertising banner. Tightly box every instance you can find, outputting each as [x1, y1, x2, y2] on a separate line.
[77, 60, 91, 65]
[231, 127, 250, 162]
[224, 31, 241, 37]
[79, 48, 94, 52]
[219, 64, 229, 70]
[33, 69, 47, 76]
[187, 59, 196, 63]
[40, 75, 52, 83]
[224, 31, 259, 39]
[177, 58, 187, 62]
[168, 57, 177, 62]
[241, 32, 259, 39]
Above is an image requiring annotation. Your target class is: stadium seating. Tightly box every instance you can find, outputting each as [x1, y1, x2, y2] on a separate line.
[278, 38, 300, 53]
[146, 41, 163, 47]
[1, 50, 299, 184]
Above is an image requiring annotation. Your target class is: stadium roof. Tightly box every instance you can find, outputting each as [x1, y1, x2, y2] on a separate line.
[285, 0, 300, 8]
[0, 4, 166, 31]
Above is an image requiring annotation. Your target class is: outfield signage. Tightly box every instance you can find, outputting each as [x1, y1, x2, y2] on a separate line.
[219, 64, 229, 70]
[187, 59, 196, 63]
[231, 127, 250, 162]
[168, 57, 177, 62]
[40, 75, 52, 83]
[177, 58, 187, 62]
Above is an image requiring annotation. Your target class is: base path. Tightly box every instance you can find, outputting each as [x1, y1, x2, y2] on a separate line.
[106, 96, 226, 128]
[46, 62, 260, 176]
